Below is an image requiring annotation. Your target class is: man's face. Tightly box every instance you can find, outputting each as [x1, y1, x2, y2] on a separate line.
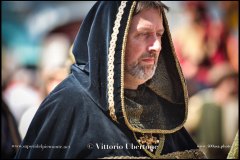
[125, 8, 164, 82]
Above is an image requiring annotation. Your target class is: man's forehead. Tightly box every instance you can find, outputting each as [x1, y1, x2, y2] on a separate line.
[136, 24, 164, 32]
[133, 16, 164, 32]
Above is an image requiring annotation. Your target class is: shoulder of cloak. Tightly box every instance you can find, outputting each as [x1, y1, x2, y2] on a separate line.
[16, 74, 101, 158]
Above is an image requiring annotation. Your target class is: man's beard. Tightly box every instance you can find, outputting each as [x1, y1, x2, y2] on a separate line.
[125, 53, 157, 80]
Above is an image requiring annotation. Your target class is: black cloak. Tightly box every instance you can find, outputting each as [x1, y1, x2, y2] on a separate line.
[15, 1, 206, 159]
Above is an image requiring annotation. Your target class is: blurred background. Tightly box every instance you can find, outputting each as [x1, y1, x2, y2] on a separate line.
[1, 1, 238, 159]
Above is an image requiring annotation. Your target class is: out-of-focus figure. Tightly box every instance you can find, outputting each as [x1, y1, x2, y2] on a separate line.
[185, 63, 238, 159]
[3, 67, 42, 126]
[18, 34, 73, 139]
[172, 1, 238, 96]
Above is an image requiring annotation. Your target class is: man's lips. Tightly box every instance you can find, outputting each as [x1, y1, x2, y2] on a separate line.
[142, 58, 155, 64]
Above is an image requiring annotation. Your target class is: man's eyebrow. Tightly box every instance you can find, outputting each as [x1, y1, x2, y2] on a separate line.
[137, 27, 165, 33]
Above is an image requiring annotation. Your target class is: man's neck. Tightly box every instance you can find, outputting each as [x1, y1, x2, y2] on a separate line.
[124, 83, 138, 90]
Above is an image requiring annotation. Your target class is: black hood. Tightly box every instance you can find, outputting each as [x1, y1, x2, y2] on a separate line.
[72, 1, 188, 134]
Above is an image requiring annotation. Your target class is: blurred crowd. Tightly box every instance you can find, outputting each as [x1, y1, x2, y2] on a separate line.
[171, 1, 238, 159]
[2, 33, 75, 158]
[1, 1, 238, 159]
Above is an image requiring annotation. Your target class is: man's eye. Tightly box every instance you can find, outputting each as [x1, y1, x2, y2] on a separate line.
[156, 33, 163, 37]
[139, 33, 148, 36]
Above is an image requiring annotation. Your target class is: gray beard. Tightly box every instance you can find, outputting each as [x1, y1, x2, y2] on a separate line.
[125, 62, 157, 80]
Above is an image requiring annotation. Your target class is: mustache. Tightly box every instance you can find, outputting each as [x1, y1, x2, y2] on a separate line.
[140, 52, 157, 59]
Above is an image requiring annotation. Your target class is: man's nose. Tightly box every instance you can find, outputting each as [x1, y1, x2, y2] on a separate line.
[148, 36, 161, 53]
